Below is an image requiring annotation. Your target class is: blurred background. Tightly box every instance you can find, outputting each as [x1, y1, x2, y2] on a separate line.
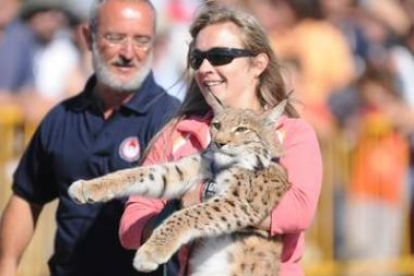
[1, 0, 414, 275]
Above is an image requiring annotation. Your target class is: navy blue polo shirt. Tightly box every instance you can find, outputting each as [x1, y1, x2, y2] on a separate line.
[12, 73, 180, 276]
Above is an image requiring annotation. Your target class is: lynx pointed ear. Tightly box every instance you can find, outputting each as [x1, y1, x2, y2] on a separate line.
[204, 88, 224, 114]
[262, 99, 288, 126]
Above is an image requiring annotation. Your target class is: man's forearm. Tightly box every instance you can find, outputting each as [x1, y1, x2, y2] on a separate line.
[0, 195, 43, 276]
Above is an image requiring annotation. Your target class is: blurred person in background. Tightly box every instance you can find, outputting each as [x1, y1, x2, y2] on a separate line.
[148, 0, 245, 102]
[60, 0, 95, 97]
[0, 0, 21, 37]
[0, 0, 21, 103]
[316, 1, 370, 258]
[245, 0, 356, 142]
[0, 0, 81, 123]
[147, 0, 244, 102]
[374, 0, 414, 252]
[321, 0, 414, 259]
[150, 0, 203, 101]
[326, 0, 413, 119]
[0, 0, 180, 276]
[355, 1, 414, 257]
[342, 63, 409, 262]
[318, 0, 370, 76]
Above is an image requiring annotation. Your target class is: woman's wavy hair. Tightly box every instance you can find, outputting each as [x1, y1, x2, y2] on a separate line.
[176, 5, 299, 118]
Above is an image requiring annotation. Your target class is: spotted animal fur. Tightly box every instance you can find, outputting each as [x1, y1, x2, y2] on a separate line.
[68, 94, 290, 276]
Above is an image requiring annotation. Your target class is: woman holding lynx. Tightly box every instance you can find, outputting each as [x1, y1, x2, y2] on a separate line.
[119, 5, 323, 276]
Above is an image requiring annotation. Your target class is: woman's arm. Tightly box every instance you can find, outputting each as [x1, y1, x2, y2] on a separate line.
[267, 118, 323, 235]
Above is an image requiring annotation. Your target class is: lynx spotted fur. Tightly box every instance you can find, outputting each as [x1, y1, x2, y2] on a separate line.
[68, 94, 290, 276]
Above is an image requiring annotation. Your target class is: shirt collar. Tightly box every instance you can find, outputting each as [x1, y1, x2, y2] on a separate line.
[73, 72, 164, 114]
[71, 76, 98, 112]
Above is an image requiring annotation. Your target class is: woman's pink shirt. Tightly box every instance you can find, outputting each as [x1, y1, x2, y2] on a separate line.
[119, 115, 323, 276]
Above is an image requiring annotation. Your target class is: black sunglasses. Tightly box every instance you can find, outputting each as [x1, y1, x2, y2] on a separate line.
[189, 47, 254, 70]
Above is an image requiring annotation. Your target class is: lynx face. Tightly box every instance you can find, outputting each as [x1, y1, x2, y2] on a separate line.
[207, 104, 284, 171]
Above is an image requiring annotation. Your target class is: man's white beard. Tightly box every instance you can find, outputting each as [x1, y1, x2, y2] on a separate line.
[92, 42, 153, 93]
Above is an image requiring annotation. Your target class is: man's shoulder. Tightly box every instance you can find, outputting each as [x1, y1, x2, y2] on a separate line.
[154, 89, 181, 109]
[138, 74, 181, 119]
[145, 90, 180, 128]
[143, 74, 181, 107]
[38, 93, 85, 126]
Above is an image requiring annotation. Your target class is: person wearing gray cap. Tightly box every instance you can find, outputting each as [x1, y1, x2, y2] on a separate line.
[0, 0, 80, 121]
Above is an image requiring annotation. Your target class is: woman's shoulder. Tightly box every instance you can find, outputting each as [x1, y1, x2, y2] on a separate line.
[155, 115, 211, 146]
[280, 115, 313, 129]
[279, 116, 318, 142]
[163, 115, 210, 135]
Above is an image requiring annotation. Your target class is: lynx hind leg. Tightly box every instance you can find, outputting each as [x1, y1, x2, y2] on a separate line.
[229, 235, 282, 276]
[133, 198, 227, 272]
[69, 154, 208, 204]
[133, 195, 260, 272]
[133, 207, 195, 272]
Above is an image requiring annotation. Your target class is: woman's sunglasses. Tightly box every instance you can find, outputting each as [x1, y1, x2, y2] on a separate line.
[189, 47, 254, 70]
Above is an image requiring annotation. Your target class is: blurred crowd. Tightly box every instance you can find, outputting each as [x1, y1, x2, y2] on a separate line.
[0, 0, 93, 122]
[1, 0, 414, 266]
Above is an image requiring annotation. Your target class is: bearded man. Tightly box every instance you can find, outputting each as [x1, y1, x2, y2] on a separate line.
[0, 1, 180, 276]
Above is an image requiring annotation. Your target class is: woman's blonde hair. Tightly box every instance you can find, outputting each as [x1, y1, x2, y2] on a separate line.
[176, 5, 299, 118]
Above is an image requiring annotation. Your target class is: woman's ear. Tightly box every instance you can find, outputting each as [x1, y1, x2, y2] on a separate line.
[252, 53, 269, 77]
[81, 24, 94, 51]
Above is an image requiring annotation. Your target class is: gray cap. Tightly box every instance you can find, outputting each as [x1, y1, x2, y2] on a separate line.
[19, 0, 81, 25]
[65, 0, 95, 22]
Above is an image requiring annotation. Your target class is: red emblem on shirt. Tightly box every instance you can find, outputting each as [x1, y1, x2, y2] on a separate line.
[119, 137, 140, 162]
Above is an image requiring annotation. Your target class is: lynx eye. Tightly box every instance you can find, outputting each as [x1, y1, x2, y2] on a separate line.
[235, 126, 249, 133]
[211, 121, 221, 130]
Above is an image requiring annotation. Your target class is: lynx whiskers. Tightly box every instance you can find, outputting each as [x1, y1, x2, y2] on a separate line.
[68, 91, 290, 276]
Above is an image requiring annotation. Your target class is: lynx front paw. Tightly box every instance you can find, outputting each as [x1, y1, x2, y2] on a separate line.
[68, 180, 112, 204]
[133, 243, 169, 272]
[68, 180, 88, 204]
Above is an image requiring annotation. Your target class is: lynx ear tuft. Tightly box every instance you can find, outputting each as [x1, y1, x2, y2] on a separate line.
[262, 99, 287, 126]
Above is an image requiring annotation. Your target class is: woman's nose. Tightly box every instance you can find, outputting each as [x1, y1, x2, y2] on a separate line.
[198, 58, 214, 71]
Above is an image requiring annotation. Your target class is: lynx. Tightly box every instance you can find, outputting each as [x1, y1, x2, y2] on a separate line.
[68, 93, 290, 276]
